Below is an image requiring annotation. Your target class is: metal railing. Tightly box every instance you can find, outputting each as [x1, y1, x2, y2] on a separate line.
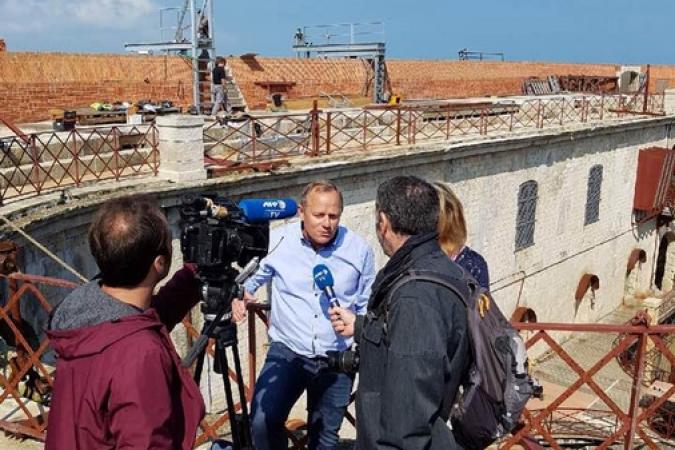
[204, 94, 667, 172]
[506, 318, 675, 449]
[0, 125, 159, 205]
[0, 94, 665, 205]
[0, 272, 77, 440]
[0, 270, 672, 448]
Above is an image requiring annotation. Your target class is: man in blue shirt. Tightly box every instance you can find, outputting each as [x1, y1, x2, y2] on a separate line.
[232, 180, 375, 450]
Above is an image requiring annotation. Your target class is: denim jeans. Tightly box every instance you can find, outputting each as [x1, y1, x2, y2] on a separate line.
[250, 342, 353, 450]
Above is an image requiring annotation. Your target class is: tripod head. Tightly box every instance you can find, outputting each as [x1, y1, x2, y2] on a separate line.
[181, 257, 259, 368]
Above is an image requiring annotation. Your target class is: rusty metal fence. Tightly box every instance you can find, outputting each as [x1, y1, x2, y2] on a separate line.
[0, 125, 159, 205]
[0, 268, 673, 448]
[0, 94, 665, 204]
[203, 94, 667, 172]
[506, 317, 675, 449]
[0, 271, 77, 440]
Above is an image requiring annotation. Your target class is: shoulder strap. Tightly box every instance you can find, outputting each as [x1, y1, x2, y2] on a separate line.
[382, 269, 476, 421]
[386, 269, 474, 309]
[373, 269, 474, 333]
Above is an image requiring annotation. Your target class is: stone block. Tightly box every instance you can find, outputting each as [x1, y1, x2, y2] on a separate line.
[664, 89, 675, 116]
[157, 116, 205, 143]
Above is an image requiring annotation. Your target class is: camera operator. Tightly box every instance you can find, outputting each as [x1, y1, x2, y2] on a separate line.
[329, 176, 471, 450]
[46, 195, 205, 450]
[231, 180, 375, 450]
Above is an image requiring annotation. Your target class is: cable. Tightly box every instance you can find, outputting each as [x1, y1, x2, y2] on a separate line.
[0, 215, 87, 283]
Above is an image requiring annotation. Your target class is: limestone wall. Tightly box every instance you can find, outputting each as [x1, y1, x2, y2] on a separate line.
[14, 117, 674, 324]
[8, 116, 675, 412]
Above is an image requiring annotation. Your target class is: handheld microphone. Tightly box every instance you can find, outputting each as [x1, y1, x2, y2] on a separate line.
[313, 264, 340, 308]
[238, 198, 298, 223]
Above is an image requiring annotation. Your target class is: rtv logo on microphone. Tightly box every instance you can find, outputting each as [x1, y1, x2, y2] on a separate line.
[262, 200, 287, 218]
[262, 200, 286, 209]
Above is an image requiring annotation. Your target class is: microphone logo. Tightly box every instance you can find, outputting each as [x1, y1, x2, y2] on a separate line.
[262, 199, 287, 209]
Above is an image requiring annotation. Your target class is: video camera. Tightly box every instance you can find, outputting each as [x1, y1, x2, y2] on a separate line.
[179, 193, 296, 318]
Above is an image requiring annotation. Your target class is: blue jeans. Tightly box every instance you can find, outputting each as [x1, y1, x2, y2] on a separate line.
[250, 342, 353, 450]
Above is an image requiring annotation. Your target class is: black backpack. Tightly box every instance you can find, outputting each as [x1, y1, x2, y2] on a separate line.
[383, 269, 540, 450]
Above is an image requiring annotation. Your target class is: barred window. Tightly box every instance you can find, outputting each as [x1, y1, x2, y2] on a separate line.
[584, 165, 603, 225]
[515, 180, 538, 251]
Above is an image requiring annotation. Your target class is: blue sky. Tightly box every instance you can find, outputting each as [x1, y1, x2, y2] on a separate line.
[1, 0, 671, 64]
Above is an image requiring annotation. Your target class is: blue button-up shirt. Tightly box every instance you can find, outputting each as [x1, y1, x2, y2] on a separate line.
[244, 220, 375, 357]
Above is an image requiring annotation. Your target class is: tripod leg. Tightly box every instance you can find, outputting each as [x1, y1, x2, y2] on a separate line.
[193, 341, 208, 386]
[230, 340, 253, 447]
[216, 338, 242, 448]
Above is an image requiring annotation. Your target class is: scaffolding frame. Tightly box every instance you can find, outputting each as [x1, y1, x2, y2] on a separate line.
[292, 23, 387, 104]
[124, 0, 216, 114]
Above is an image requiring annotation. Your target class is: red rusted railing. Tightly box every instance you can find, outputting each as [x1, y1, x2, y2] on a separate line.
[0, 125, 159, 205]
[505, 318, 675, 449]
[204, 94, 667, 172]
[0, 268, 673, 449]
[0, 272, 78, 440]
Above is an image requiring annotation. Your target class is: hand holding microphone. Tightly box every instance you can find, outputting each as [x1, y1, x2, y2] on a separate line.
[313, 264, 355, 337]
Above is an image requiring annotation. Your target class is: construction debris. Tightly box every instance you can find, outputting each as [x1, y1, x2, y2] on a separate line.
[523, 75, 619, 96]
[49, 100, 181, 129]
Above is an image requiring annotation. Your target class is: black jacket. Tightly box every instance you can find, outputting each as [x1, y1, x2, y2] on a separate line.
[354, 233, 470, 450]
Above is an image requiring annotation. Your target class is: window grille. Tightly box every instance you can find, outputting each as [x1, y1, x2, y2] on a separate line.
[584, 165, 603, 225]
[516, 180, 538, 251]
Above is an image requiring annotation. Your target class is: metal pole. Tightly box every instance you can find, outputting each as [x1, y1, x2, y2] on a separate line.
[326, 112, 332, 154]
[311, 100, 319, 156]
[624, 330, 647, 449]
[190, 0, 199, 114]
[208, 0, 214, 44]
[643, 64, 651, 114]
[395, 108, 401, 145]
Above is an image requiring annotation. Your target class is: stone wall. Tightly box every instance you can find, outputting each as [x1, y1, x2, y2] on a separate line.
[11, 115, 675, 413]
[14, 117, 675, 324]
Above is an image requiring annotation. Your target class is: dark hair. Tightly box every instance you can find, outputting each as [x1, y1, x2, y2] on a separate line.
[376, 176, 439, 236]
[88, 195, 171, 287]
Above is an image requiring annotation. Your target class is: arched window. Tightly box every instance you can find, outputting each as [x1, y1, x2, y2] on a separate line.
[515, 180, 538, 251]
[585, 165, 603, 225]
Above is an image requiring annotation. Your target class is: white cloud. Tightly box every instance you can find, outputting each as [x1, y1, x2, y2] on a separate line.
[1, 0, 159, 32]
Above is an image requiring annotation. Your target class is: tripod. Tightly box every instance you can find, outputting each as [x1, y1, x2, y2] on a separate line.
[182, 281, 253, 450]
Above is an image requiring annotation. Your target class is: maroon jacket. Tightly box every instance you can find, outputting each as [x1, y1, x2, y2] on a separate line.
[46, 266, 205, 450]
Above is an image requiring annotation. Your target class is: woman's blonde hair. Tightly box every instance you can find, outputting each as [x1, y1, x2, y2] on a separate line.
[433, 181, 467, 257]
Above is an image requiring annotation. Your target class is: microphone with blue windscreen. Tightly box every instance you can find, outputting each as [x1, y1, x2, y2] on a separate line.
[238, 198, 298, 223]
[313, 264, 340, 308]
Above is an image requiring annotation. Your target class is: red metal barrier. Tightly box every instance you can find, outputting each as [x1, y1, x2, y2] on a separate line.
[203, 94, 667, 173]
[504, 319, 675, 449]
[0, 272, 78, 440]
[0, 125, 158, 205]
[0, 269, 672, 448]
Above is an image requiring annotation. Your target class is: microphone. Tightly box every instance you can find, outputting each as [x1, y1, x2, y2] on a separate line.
[238, 198, 298, 223]
[313, 264, 340, 308]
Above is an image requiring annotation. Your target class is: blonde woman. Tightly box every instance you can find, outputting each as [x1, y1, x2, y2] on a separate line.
[434, 181, 490, 290]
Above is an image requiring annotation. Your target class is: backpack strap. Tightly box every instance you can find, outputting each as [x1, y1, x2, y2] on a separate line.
[376, 269, 476, 421]
[383, 269, 475, 310]
[368, 268, 476, 344]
